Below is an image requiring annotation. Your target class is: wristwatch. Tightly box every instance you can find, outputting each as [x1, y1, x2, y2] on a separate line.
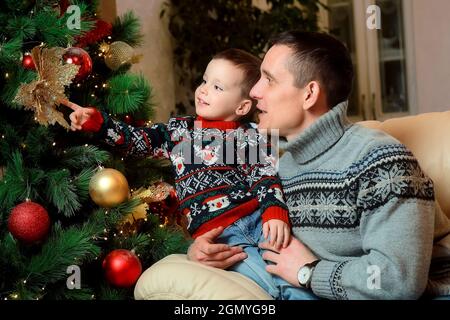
[297, 260, 320, 289]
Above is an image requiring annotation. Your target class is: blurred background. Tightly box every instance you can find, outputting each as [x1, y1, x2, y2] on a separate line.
[99, 0, 450, 122]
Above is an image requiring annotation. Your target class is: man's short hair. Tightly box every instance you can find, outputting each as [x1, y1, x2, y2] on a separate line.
[269, 31, 354, 108]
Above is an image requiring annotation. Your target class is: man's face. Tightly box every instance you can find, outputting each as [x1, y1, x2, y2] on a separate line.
[250, 45, 306, 139]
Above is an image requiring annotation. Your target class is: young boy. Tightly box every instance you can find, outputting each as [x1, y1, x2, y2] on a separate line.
[61, 49, 299, 299]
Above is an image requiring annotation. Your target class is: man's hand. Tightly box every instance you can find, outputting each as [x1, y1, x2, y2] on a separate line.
[59, 98, 96, 131]
[263, 219, 291, 250]
[259, 237, 318, 287]
[187, 226, 247, 269]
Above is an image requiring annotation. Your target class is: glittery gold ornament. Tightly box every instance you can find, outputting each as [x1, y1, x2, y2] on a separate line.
[89, 168, 130, 208]
[119, 182, 177, 233]
[13, 45, 80, 129]
[102, 41, 142, 70]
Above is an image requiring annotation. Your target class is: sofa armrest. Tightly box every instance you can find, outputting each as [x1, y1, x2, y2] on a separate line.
[134, 254, 273, 300]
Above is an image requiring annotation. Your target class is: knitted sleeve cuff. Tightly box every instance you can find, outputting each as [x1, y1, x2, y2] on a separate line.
[81, 108, 104, 132]
[310, 260, 341, 300]
[261, 206, 290, 225]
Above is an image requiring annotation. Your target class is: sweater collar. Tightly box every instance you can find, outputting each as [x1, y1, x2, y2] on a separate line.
[281, 101, 352, 164]
[195, 116, 241, 130]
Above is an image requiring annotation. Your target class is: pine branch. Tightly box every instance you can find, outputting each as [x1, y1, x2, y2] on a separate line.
[0, 37, 23, 66]
[24, 126, 53, 165]
[84, 199, 142, 237]
[0, 234, 26, 292]
[106, 73, 153, 114]
[0, 151, 35, 210]
[98, 285, 129, 300]
[72, 167, 96, 202]
[59, 145, 110, 170]
[24, 223, 100, 288]
[104, 198, 142, 228]
[45, 169, 81, 217]
[5, 16, 36, 40]
[112, 233, 150, 253]
[143, 221, 190, 262]
[1, 67, 36, 108]
[112, 11, 144, 47]
[34, 8, 93, 47]
[0, 123, 21, 163]
[45, 285, 94, 300]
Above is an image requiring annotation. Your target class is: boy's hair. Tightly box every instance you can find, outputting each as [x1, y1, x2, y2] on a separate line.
[269, 31, 354, 108]
[213, 48, 261, 123]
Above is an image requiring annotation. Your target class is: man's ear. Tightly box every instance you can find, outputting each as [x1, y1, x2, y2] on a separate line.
[235, 99, 252, 116]
[302, 81, 321, 111]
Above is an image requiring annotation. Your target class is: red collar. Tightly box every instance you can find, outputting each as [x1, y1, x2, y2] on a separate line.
[195, 116, 241, 130]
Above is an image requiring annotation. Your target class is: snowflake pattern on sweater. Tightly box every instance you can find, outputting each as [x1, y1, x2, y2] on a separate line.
[84, 111, 289, 237]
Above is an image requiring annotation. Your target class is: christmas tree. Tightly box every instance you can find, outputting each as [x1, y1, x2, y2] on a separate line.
[0, 0, 189, 300]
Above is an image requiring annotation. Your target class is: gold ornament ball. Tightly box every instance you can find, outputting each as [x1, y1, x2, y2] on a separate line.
[89, 168, 130, 208]
[104, 41, 134, 71]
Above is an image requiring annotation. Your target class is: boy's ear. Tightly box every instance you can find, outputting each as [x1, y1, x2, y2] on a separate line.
[235, 99, 252, 116]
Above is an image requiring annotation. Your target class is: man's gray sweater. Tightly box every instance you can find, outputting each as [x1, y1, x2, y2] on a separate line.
[279, 101, 450, 299]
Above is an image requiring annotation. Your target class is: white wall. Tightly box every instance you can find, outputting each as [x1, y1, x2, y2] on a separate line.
[115, 0, 176, 122]
[411, 0, 450, 113]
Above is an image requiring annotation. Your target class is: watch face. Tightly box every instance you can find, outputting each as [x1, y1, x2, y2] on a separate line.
[298, 266, 312, 285]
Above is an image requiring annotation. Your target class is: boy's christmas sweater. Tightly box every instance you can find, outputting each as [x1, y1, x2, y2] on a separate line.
[82, 109, 289, 238]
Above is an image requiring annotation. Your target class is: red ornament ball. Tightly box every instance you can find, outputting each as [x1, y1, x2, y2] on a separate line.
[8, 201, 50, 244]
[123, 114, 134, 125]
[134, 120, 146, 127]
[22, 54, 35, 70]
[102, 249, 142, 288]
[63, 47, 93, 81]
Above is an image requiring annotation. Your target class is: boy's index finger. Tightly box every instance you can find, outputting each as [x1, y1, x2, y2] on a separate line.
[59, 98, 81, 111]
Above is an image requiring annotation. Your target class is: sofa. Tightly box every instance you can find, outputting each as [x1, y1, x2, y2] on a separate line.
[134, 111, 450, 300]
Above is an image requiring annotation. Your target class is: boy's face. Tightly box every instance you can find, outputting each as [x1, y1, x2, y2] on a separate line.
[195, 59, 247, 121]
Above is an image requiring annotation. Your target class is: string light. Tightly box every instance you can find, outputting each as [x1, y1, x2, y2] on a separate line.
[5, 73, 9, 78]
[77, 84, 81, 87]
[52, 142, 56, 146]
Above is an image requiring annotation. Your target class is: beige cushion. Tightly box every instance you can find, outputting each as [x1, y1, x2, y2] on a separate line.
[134, 254, 272, 300]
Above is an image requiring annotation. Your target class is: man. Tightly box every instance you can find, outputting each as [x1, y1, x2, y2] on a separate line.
[187, 31, 450, 299]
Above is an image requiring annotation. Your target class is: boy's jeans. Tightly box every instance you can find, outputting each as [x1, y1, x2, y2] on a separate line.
[216, 209, 319, 300]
